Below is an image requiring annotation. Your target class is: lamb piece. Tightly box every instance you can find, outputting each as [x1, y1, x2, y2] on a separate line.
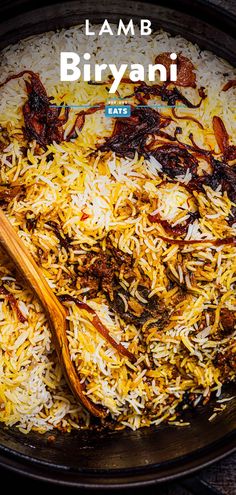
[86, 254, 115, 298]
[154, 52, 196, 88]
[215, 346, 236, 382]
[77, 240, 133, 300]
[220, 308, 236, 335]
[78, 274, 100, 298]
[78, 251, 117, 299]
[0, 184, 24, 205]
[105, 238, 133, 267]
[77, 243, 169, 329]
[110, 284, 168, 329]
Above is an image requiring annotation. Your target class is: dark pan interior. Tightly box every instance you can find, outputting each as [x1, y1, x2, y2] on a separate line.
[0, 386, 236, 487]
[0, 0, 235, 487]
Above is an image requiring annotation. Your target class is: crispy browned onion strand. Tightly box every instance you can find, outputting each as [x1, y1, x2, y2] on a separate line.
[59, 294, 135, 363]
[0, 286, 27, 323]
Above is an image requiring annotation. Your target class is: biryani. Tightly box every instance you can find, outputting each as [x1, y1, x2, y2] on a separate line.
[0, 25, 235, 433]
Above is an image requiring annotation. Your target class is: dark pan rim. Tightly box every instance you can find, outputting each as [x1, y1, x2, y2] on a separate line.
[0, 430, 235, 486]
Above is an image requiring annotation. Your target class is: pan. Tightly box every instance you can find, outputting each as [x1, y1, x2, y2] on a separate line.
[0, 0, 235, 488]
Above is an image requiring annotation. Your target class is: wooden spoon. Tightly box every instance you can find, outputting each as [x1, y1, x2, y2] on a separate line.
[0, 208, 106, 418]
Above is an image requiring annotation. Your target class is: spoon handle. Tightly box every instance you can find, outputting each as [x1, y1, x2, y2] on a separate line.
[0, 208, 66, 318]
[0, 208, 106, 418]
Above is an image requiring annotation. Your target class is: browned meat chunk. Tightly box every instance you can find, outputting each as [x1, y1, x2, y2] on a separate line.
[77, 243, 169, 329]
[155, 52, 196, 88]
[215, 346, 236, 382]
[77, 240, 133, 299]
[0, 184, 23, 205]
[220, 308, 236, 335]
[78, 273, 100, 298]
[110, 285, 168, 329]
[78, 251, 117, 299]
